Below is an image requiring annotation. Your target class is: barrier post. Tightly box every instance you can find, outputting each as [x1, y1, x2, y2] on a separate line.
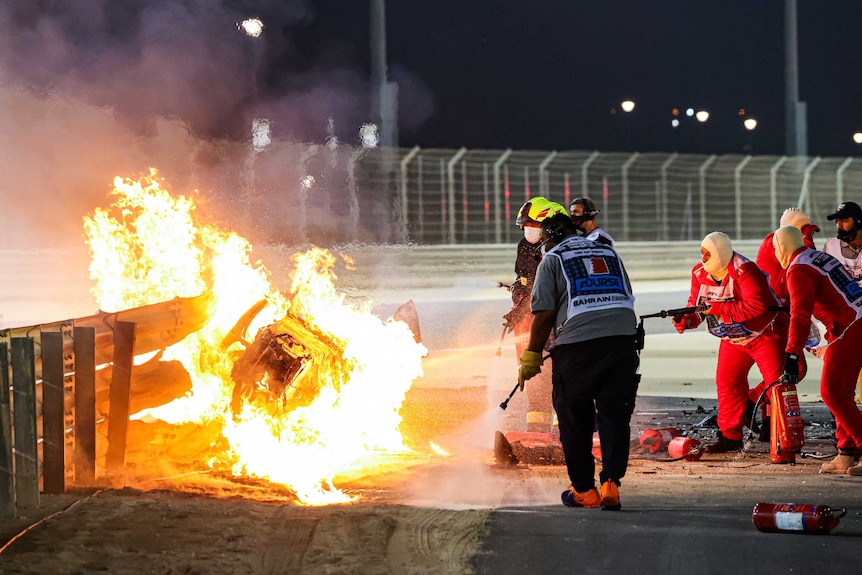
[41, 331, 65, 494]
[74, 326, 96, 485]
[11, 337, 38, 508]
[0, 342, 14, 518]
[106, 321, 136, 473]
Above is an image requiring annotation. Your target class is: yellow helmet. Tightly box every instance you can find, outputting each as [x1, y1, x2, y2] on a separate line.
[515, 198, 567, 228]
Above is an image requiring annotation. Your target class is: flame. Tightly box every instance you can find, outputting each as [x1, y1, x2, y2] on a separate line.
[429, 441, 450, 457]
[84, 170, 427, 504]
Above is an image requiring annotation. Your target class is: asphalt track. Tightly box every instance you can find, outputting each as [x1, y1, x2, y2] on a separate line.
[470, 397, 862, 575]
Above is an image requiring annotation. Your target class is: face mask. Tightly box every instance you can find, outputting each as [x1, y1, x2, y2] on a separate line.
[524, 227, 542, 244]
[838, 225, 858, 243]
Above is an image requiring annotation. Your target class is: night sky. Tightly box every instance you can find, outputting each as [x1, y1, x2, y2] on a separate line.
[3, 1, 862, 157]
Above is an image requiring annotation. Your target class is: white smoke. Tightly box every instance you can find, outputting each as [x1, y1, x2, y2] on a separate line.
[0, 1, 435, 248]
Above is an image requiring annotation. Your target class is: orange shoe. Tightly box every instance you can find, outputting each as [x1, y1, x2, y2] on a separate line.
[600, 480, 621, 511]
[561, 485, 600, 508]
[847, 461, 862, 477]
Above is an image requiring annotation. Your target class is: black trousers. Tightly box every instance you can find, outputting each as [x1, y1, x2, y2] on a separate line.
[551, 335, 640, 492]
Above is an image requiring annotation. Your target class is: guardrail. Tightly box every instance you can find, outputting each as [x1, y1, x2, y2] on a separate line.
[0, 295, 210, 519]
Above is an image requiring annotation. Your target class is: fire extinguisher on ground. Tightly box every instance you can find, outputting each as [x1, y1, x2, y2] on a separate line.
[766, 380, 805, 464]
[753, 502, 846, 534]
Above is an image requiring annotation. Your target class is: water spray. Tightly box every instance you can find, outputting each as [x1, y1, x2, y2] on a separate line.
[494, 326, 508, 357]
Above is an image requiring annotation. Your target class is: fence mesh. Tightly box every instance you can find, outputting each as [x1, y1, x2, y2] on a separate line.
[215, 143, 862, 247]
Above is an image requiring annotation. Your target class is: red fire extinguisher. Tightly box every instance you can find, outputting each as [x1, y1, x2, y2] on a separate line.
[666, 436, 703, 461]
[768, 381, 805, 464]
[638, 427, 682, 453]
[752, 502, 846, 534]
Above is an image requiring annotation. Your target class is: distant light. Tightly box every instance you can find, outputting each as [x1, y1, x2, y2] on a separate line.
[671, 119, 680, 128]
[360, 123, 379, 148]
[610, 108, 618, 115]
[686, 108, 695, 117]
[744, 118, 758, 131]
[695, 110, 710, 123]
[252, 118, 271, 152]
[853, 132, 862, 144]
[621, 100, 636, 113]
[671, 108, 680, 117]
[738, 108, 746, 116]
[239, 18, 264, 38]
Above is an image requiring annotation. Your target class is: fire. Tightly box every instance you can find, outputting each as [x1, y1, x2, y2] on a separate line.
[429, 441, 450, 457]
[84, 170, 428, 504]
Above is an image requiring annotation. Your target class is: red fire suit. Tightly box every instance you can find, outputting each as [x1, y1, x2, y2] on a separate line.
[750, 228, 816, 406]
[756, 225, 818, 305]
[677, 253, 787, 441]
[785, 247, 862, 452]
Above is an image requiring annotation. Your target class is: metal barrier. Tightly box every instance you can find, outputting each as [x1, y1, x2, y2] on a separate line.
[0, 295, 209, 518]
[0, 329, 96, 519]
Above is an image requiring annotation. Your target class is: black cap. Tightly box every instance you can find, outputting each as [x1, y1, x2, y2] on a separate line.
[570, 197, 599, 216]
[826, 201, 862, 221]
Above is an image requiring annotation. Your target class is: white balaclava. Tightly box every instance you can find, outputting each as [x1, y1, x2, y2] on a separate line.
[779, 207, 811, 230]
[701, 231, 733, 280]
[773, 225, 805, 269]
[524, 227, 542, 244]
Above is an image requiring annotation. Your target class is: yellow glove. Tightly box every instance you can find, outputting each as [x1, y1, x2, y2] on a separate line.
[518, 350, 544, 391]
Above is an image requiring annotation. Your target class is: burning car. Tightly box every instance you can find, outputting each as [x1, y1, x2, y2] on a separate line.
[84, 171, 427, 504]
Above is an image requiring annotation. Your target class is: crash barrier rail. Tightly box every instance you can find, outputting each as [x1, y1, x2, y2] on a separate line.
[234, 143, 861, 247]
[0, 295, 210, 519]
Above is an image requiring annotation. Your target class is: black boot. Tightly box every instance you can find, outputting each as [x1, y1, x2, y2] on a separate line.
[744, 399, 759, 432]
[758, 417, 771, 442]
[705, 431, 744, 454]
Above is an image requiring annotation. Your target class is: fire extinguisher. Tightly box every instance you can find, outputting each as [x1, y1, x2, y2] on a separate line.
[666, 436, 703, 461]
[639, 427, 682, 453]
[752, 502, 846, 534]
[768, 381, 805, 464]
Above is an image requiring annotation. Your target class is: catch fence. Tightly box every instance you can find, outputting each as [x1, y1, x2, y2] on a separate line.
[206, 141, 862, 247]
[343, 148, 862, 245]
